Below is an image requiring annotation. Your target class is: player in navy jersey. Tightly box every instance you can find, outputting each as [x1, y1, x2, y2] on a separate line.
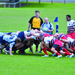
[17, 31, 36, 42]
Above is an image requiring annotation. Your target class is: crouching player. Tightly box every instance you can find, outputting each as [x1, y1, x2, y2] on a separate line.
[15, 38, 34, 54]
[51, 33, 74, 58]
[59, 33, 75, 55]
[3, 31, 36, 55]
[40, 34, 54, 57]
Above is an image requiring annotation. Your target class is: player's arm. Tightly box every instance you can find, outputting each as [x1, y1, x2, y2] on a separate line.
[40, 17, 43, 26]
[60, 38, 69, 43]
[28, 23, 31, 30]
[25, 34, 33, 39]
[69, 30, 74, 34]
[30, 32, 43, 37]
[28, 17, 34, 30]
[73, 22, 75, 31]
[59, 33, 64, 35]
[47, 29, 54, 32]
[74, 24, 75, 31]
[9, 42, 15, 55]
[25, 34, 36, 40]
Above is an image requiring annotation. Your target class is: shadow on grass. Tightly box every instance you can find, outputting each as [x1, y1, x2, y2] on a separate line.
[1, 52, 52, 57]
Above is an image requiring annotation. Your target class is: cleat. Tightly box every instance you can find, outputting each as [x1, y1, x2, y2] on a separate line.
[52, 53, 57, 57]
[42, 55, 49, 57]
[35, 50, 39, 53]
[38, 51, 42, 53]
[0, 50, 1, 53]
[0, 50, 3, 53]
[7, 51, 10, 54]
[29, 50, 31, 52]
[14, 51, 16, 54]
[4, 49, 7, 54]
[66, 55, 70, 57]
[56, 55, 62, 58]
[69, 53, 74, 58]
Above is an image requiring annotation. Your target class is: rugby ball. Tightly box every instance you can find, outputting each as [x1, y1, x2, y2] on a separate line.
[42, 27, 49, 31]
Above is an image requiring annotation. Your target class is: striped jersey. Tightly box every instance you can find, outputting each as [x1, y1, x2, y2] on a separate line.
[67, 19, 75, 33]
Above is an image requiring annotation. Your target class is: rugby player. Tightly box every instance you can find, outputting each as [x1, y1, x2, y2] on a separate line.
[41, 17, 54, 35]
[66, 15, 75, 34]
[51, 33, 74, 58]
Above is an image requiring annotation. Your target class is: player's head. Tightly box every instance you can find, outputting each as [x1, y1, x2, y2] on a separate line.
[53, 33, 59, 39]
[38, 33, 44, 41]
[15, 38, 21, 43]
[66, 15, 71, 21]
[35, 10, 40, 18]
[39, 36, 44, 41]
[44, 17, 49, 24]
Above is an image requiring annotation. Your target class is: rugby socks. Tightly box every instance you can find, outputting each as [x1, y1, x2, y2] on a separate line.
[36, 44, 39, 51]
[72, 48, 75, 51]
[71, 47, 75, 54]
[73, 51, 75, 54]
[42, 47, 48, 55]
[56, 52, 61, 55]
[40, 48, 42, 51]
[47, 48, 54, 54]
[65, 52, 72, 55]
[63, 48, 70, 53]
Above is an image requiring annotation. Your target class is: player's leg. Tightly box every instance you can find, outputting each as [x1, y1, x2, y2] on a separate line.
[40, 41, 49, 57]
[47, 42, 54, 54]
[59, 47, 74, 58]
[33, 40, 40, 53]
[38, 47, 42, 53]
[51, 44, 61, 55]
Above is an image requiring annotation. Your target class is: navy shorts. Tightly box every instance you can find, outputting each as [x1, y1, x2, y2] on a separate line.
[52, 44, 63, 51]
[12, 45, 17, 51]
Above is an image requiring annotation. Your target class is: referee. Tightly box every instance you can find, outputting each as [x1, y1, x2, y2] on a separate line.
[28, 10, 43, 53]
[28, 10, 43, 30]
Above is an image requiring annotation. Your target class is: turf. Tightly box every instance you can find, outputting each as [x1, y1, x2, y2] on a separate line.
[0, 2, 75, 75]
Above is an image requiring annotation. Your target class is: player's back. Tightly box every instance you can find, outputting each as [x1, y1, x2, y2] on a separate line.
[3, 35, 17, 43]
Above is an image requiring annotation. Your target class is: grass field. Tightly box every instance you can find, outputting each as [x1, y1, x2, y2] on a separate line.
[0, 2, 75, 75]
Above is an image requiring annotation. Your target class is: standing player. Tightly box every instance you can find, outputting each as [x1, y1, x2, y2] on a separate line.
[28, 10, 43, 53]
[41, 17, 54, 35]
[28, 10, 43, 30]
[39, 17, 54, 53]
[66, 15, 75, 34]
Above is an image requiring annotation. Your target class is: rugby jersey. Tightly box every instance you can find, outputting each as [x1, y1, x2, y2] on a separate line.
[41, 22, 54, 35]
[67, 19, 75, 33]
[29, 16, 43, 29]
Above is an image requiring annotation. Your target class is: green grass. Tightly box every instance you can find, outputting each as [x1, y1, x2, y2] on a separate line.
[0, 2, 75, 75]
